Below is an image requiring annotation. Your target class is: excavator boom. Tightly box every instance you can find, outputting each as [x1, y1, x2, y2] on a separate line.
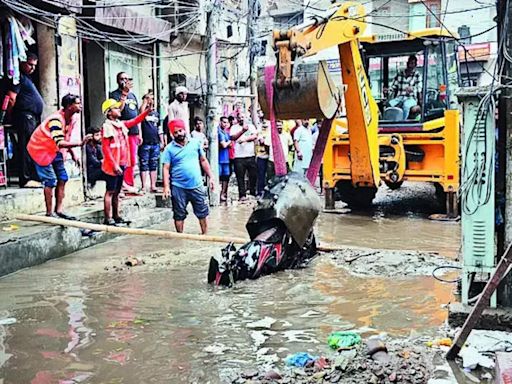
[259, 1, 380, 188]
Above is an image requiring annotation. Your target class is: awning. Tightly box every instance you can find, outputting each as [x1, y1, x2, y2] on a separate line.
[95, 7, 173, 42]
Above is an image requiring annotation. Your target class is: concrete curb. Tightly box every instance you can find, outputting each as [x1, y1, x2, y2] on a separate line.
[0, 196, 172, 278]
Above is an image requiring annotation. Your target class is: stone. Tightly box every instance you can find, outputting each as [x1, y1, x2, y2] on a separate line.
[263, 370, 281, 380]
[312, 371, 326, 380]
[388, 372, 397, 382]
[241, 370, 258, 379]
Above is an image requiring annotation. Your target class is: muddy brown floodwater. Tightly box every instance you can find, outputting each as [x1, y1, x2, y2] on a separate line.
[0, 189, 460, 384]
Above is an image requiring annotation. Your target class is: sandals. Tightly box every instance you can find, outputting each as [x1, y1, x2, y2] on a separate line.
[114, 217, 131, 225]
[55, 212, 77, 221]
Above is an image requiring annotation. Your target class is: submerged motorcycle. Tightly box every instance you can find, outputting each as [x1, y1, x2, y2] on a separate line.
[208, 172, 321, 286]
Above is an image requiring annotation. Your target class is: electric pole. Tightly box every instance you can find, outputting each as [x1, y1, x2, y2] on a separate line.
[248, 0, 259, 125]
[498, 0, 512, 306]
[205, 1, 220, 206]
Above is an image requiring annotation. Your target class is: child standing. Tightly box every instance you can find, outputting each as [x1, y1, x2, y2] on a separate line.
[101, 98, 150, 225]
[139, 93, 163, 193]
[85, 126, 104, 191]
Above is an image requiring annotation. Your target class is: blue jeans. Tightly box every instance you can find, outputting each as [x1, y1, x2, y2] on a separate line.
[34, 152, 68, 188]
[139, 144, 160, 172]
[219, 163, 230, 182]
[256, 157, 268, 195]
[389, 96, 418, 120]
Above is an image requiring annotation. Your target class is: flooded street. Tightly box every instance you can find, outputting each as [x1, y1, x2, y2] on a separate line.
[0, 184, 461, 383]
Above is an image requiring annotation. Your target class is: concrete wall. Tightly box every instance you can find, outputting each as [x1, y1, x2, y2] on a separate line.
[442, 0, 497, 44]
[36, 24, 59, 117]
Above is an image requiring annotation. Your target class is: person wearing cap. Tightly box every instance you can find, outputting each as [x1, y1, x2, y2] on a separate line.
[162, 119, 214, 235]
[167, 86, 190, 135]
[101, 98, 151, 226]
[27, 94, 91, 219]
[109, 72, 141, 193]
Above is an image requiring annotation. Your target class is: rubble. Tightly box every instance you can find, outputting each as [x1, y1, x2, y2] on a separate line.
[328, 248, 459, 277]
[232, 337, 438, 384]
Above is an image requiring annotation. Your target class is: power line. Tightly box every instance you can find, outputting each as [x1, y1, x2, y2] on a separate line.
[419, 0, 499, 82]
[43, 0, 199, 9]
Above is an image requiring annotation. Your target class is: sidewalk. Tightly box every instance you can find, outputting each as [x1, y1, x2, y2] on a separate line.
[0, 193, 172, 277]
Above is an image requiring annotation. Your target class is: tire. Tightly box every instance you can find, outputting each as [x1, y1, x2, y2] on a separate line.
[384, 180, 403, 190]
[335, 181, 377, 209]
[433, 183, 459, 216]
[434, 183, 446, 205]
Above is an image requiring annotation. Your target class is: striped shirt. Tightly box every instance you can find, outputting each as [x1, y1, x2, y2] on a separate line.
[48, 118, 65, 145]
[391, 70, 421, 99]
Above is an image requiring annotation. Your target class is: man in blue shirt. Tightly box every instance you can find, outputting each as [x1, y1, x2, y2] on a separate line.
[162, 119, 214, 234]
[218, 116, 231, 202]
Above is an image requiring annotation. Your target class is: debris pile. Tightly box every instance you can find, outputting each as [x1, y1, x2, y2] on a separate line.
[232, 336, 437, 384]
[329, 248, 458, 277]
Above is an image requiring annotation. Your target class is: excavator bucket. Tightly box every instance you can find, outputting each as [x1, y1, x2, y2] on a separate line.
[257, 60, 341, 120]
[246, 172, 322, 247]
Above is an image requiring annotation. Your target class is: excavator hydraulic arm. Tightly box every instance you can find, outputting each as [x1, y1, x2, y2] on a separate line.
[257, 1, 381, 188]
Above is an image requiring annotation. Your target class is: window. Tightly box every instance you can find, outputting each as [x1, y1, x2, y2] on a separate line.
[409, 0, 440, 30]
[272, 12, 303, 30]
[424, 43, 447, 119]
[425, 1, 441, 28]
[368, 57, 383, 100]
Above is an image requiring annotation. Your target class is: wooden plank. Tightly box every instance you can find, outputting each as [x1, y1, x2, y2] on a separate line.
[446, 243, 512, 360]
[14, 213, 341, 253]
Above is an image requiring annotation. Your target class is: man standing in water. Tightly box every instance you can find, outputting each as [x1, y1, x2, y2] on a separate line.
[163, 119, 214, 234]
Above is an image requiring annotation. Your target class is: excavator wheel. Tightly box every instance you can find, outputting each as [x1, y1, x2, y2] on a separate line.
[429, 183, 459, 220]
[384, 181, 404, 190]
[335, 181, 377, 209]
[434, 183, 446, 205]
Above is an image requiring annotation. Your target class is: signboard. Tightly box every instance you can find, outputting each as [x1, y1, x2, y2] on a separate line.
[458, 43, 491, 62]
[57, 17, 82, 179]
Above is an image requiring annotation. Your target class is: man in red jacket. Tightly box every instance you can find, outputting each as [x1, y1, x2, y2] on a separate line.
[101, 98, 150, 225]
[27, 94, 91, 219]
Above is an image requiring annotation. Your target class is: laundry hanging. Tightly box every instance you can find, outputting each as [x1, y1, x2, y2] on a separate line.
[0, 14, 34, 85]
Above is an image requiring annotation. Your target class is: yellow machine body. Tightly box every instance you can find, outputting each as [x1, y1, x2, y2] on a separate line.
[258, 1, 460, 214]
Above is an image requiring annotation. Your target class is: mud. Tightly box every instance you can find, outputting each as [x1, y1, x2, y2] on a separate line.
[328, 248, 459, 277]
[0, 182, 464, 383]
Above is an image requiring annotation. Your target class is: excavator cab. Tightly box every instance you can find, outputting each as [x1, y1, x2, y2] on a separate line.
[257, 1, 461, 217]
[361, 30, 460, 127]
[322, 29, 461, 215]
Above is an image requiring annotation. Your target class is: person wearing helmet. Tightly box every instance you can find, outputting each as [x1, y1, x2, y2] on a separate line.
[100, 98, 151, 226]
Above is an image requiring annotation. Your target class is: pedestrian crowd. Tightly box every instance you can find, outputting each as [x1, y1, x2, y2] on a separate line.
[216, 114, 322, 202]
[7, 60, 322, 236]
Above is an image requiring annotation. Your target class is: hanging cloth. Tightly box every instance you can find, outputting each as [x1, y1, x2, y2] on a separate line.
[8, 16, 27, 85]
[5, 21, 14, 82]
[16, 18, 35, 46]
[0, 23, 4, 79]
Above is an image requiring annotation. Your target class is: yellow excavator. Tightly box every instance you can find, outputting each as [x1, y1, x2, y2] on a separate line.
[257, 2, 460, 217]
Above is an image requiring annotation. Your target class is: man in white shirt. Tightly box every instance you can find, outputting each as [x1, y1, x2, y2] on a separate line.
[265, 120, 293, 180]
[167, 86, 190, 134]
[293, 119, 313, 175]
[230, 114, 257, 201]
